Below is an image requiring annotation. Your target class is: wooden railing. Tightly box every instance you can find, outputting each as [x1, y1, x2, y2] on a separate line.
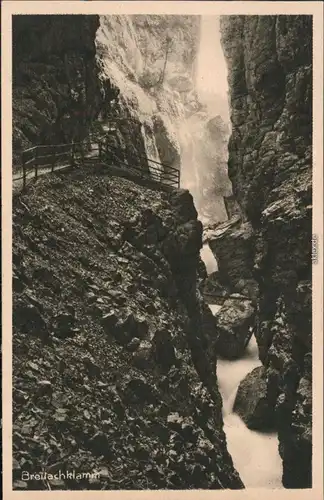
[18, 142, 85, 189]
[97, 139, 180, 188]
[14, 134, 180, 190]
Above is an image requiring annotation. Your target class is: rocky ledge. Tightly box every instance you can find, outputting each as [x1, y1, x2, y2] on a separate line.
[13, 166, 243, 490]
[213, 296, 255, 360]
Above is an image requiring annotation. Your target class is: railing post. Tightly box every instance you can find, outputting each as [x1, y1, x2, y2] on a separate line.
[22, 153, 26, 189]
[34, 148, 38, 180]
[80, 141, 85, 164]
[71, 141, 75, 167]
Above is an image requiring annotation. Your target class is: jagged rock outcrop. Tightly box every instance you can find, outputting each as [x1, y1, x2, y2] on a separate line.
[208, 220, 254, 286]
[13, 166, 243, 490]
[220, 15, 312, 488]
[233, 366, 276, 430]
[207, 217, 259, 303]
[213, 296, 255, 360]
[203, 270, 231, 305]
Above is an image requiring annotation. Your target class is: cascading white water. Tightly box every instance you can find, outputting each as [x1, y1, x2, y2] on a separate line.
[195, 16, 230, 121]
[218, 338, 283, 488]
[200, 243, 218, 274]
[200, 244, 283, 488]
[179, 16, 233, 226]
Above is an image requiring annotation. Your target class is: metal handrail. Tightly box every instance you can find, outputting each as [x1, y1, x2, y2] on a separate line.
[15, 132, 180, 190]
[101, 142, 179, 187]
[96, 134, 179, 177]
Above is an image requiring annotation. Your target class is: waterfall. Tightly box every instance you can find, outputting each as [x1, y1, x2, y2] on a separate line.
[179, 16, 232, 225]
[195, 16, 230, 122]
[141, 122, 163, 180]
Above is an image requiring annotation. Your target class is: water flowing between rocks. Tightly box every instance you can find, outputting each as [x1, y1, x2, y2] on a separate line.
[200, 244, 283, 488]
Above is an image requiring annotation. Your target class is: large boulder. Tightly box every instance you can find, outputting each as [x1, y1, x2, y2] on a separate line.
[214, 296, 255, 359]
[208, 219, 255, 290]
[203, 270, 231, 305]
[233, 366, 276, 430]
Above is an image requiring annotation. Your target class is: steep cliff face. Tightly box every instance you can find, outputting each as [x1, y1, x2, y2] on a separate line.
[96, 15, 232, 222]
[13, 167, 243, 490]
[220, 15, 312, 488]
[95, 15, 200, 170]
[12, 15, 108, 167]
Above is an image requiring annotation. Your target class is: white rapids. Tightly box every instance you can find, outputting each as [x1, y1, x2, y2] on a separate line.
[201, 244, 283, 488]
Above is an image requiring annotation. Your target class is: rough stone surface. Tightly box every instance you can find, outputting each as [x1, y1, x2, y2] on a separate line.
[208, 218, 256, 293]
[152, 113, 181, 171]
[203, 270, 231, 305]
[214, 296, 255, 360]
[12, 15, 105, 167]
[221, 15, 312, 488]
[233, 366, 276, 430]
[13, 168, 243, 490]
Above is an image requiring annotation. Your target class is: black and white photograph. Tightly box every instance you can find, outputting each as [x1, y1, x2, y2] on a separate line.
[2, 1, 323, 496]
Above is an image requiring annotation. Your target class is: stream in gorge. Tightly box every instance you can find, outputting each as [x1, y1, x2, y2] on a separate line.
[201, 244, 283, 488]
[99, 14, 284, 488]
[192, 19, 284, 488]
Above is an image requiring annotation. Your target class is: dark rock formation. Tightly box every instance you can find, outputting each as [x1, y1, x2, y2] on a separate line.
[207, 217, 259, 305]
[233, 366, 276, 430]
[12, 15, 105, 166]
[208, 219, 254, 288]
[203, 270, 231, 305]
[12, 15, 150, 174]
[224, 194, 242, 219]
[13, 168, 243, 490]
[220, 15, 312, 488]
[214, 296, 255, 359]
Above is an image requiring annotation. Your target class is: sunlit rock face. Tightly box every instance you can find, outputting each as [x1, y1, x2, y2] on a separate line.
[220, 15, 312, 488]
[97, 15, 233, 224]
[96, 15, 200, 170]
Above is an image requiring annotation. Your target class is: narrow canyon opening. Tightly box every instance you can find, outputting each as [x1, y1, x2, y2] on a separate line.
[11, 12, 313, 492]
[186, 16, 283, 488]
[202, 241, 283, 488]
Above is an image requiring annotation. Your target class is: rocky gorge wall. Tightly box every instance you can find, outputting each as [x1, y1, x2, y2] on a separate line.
[94, 14, 198, 174]
[12, 15, 107, 167]
[12, 14, 246, 490]
[217, 15, 313, 488]
[13, 14, 233, 224]
[12, 167, 243, 490]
